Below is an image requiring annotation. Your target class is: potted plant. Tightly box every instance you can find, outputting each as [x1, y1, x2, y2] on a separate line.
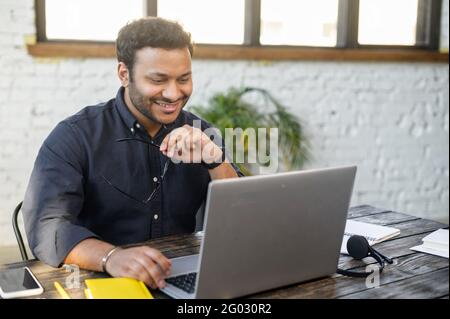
[190, 87, 310, 175]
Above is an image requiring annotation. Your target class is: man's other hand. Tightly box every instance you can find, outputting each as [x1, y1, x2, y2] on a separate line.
[105, 246, 172, 289]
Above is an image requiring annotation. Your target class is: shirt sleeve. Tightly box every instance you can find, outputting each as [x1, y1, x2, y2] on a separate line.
[22, 121, 99, 267]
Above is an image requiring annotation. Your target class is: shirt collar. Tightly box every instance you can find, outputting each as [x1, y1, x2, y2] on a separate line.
[115, 87, 139, 133]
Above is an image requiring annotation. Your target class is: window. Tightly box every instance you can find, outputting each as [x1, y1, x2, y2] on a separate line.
[45, 0, 143, 41]
[358, 0, 419, 45]
[260, 0, 339, 46]
[157, 0, 245, 44]
[33, 0, 446, 60]
[41, 0, 246, 44]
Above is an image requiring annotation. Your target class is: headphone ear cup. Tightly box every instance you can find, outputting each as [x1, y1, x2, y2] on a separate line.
[347, 235, 370, 260]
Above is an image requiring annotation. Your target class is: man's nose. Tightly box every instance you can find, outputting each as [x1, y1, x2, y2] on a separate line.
[162, 81, 182, 102]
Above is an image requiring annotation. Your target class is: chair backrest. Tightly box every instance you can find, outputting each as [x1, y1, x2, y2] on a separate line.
[12, 201, 29, 261]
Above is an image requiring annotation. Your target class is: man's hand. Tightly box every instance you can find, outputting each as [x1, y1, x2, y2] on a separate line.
[160, 124, 223, 164]
[105, 246, 172, 289]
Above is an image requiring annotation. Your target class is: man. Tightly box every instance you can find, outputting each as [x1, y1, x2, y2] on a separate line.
[22, 17, 241, 290]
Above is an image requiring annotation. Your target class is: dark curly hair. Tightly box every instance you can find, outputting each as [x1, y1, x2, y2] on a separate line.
[116, 17, 194, 79]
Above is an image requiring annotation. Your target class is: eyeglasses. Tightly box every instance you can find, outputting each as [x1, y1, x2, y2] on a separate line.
[116, 137, 171, 203]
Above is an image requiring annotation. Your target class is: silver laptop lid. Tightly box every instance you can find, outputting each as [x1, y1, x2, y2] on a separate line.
[195, 166, 357, 299]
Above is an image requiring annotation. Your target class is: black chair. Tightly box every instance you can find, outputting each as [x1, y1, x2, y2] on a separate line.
[12, 201, 29, 261]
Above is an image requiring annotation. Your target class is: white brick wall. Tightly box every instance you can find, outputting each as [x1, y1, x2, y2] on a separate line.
[0, 0, 448, 245]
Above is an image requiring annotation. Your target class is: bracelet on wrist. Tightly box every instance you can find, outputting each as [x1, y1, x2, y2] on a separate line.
[101, 246, 121, 273]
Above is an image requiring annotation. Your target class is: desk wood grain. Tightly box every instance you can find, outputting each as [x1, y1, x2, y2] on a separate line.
[1, 205, 448, 299]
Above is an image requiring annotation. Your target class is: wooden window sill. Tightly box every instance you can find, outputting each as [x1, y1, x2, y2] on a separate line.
[27, 42, 449, 63]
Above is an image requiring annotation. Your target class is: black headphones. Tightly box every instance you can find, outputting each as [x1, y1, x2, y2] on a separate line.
[337, 235, 393, 278]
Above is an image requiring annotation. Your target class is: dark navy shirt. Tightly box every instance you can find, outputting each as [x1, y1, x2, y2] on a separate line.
[22, 87, 241, 267]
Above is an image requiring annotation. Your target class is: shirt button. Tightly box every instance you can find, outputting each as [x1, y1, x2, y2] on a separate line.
[136, 123, 141, 129]
[153, 214, 159, 220]
[130, 127, 135, 133]
[153, 177, 158, 183]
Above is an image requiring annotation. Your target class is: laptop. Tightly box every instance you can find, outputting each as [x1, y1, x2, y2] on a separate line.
[160, 165, 357, 299]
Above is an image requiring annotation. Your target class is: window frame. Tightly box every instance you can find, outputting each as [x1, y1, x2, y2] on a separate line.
[30, 0, 448, 62]
[336, 0, 442, 50]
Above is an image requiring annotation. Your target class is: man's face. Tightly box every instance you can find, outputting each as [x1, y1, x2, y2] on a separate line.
[126, 47, 193, 125]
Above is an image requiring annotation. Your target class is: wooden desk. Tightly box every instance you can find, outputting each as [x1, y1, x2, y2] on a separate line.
[1, 205, 448, 299]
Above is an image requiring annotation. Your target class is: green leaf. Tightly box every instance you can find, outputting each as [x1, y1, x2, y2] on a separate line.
[190, 87, 310, 175]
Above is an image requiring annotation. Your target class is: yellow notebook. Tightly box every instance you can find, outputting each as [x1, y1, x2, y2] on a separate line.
[84, 278, 153, 299]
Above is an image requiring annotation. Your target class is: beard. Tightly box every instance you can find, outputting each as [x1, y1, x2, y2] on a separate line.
[128, 81, 189, 125]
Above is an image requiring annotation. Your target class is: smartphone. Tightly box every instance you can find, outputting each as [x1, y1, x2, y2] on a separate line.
[0, 267, 44, 299]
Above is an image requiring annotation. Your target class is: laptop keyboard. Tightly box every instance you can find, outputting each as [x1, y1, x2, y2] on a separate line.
[166, 272, 197, 294]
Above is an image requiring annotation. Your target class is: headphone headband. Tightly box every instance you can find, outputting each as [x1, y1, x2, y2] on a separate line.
[337, 235, 392, 278]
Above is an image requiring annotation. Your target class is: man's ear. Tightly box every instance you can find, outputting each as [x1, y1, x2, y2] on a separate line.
[118, 62, 130, 87]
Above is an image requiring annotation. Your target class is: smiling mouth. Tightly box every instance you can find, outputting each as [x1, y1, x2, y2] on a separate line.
[153, 99, 183, 113]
